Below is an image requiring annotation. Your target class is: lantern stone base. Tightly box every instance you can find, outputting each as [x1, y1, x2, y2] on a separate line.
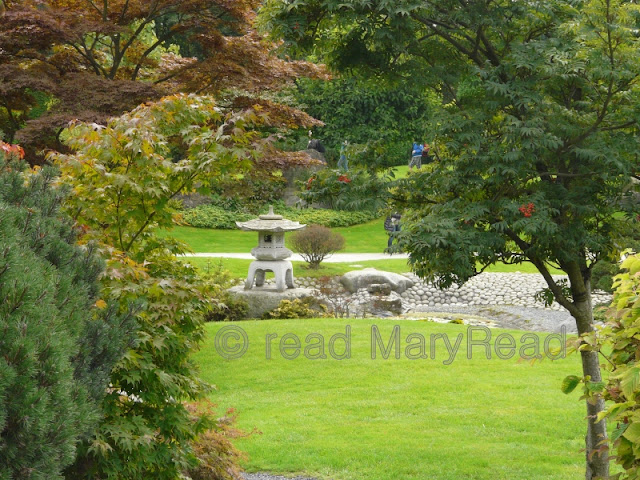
[244, 260, 295, 292]
[228, 286, 317, 319]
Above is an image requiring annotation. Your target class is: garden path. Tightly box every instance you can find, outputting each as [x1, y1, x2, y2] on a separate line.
[181, 252, 409, 262]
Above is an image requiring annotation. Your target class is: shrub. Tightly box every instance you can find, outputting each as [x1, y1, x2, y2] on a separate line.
[210, 172, 288, 212]
[315, 275, 357, 318]
[289, 225, 345, 269]
[591, 258, 621, 293]
[263, 297, 329, 319]
[184, 400, 252, 480]
[283, 206, 377, 227]
[204, 292, 250, 322]
[197, 263, 249, 322]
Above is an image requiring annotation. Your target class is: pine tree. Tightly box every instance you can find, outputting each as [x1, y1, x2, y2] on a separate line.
[0, 147, 134, 479]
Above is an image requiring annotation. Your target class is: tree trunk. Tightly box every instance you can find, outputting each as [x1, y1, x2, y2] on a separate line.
[567, 265, 609, 479]
[580, 348, 609, 479]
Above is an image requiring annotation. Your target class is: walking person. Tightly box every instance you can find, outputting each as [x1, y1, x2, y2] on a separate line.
[384, 212, 402, 249]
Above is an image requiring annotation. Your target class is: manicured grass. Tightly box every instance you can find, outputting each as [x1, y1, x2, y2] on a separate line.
[391, 164, 410, 178]
[165, 219, 389, 254]
[195, 318, 586, 480]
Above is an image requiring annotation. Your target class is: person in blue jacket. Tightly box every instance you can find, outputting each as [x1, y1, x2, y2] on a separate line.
[409, 142, 424, 169]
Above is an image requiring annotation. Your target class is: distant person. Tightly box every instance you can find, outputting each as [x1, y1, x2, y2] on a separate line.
[337, 140, 349, 170]
[307, 130, 326, 153]
[421, 143, 433, 165]
[409, 142, 423, 170]
[384, 212, 402, 249]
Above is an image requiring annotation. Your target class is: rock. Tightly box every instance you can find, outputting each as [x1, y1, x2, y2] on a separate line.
[367, 283, 392, 295]
[227, 286, 317, 319]
[371, 297, 403, 315]
[340, 268, 415, 294]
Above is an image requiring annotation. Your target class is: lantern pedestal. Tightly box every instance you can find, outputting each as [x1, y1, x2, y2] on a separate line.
[245, 260, 295, 292]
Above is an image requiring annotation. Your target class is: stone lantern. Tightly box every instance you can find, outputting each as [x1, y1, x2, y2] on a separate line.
[236, 206, 306, 292]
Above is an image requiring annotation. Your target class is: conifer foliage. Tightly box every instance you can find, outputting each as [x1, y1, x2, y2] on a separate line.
[0, 145, 132, 479]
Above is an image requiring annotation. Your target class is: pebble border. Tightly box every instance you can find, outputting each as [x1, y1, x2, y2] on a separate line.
[294, 272, 612, 312]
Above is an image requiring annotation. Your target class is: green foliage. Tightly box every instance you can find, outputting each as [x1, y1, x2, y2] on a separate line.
[289, 225, 345, 269]
[0, 154, 129, 480]
[592, 227, 640, 293]
[51, 95, 258, 478]
[183, 205, 254, 229]
[210, 172, 288, 211]
[591, 260, 619, 293]
[52, 94, 257, 255]
[291, 77, 436, 167]
[262, 297, 329, 319]
[204, 291, 249, 322]
[182, 202, 379, 229]
[300, 167, 394, 212]
[581, 254, 640, 478]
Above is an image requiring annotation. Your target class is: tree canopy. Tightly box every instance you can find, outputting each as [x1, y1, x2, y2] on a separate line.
[0, 0, 326, 162]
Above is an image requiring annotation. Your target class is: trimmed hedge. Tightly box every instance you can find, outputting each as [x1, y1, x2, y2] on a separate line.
[182, 204, 378, 229]
[182, 206, 253, 229]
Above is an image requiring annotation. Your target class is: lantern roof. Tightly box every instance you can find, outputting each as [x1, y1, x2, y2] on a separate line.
[235, 206, 306, 232]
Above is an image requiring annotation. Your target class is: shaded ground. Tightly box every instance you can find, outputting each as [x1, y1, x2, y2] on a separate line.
[406, 304, 578, 334]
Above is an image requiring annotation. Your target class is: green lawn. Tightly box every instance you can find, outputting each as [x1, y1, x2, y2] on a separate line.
[165, 219, 389, 254]
[195, 318, 586, 480]
[183, 256, 561, 279]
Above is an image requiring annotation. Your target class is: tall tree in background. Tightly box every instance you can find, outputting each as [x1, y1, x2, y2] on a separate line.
[260, 0, 640, 478]
[0, 0, 325, 162]
[292, 77, 435, 167]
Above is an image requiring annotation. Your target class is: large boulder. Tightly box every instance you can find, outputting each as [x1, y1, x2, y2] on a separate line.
[340, 268, 415, 294]
[228, 285, 317, 319]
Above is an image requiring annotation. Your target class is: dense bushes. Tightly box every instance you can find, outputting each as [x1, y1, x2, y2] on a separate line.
[292, 77, 435, 168]
[0, 153, 132, 480]
[299, 167, 394, 212]
[198, 264, 249, 322]
[183, 205, 254, 228]
[182, 202, 379, 229]
[184, 401, 250, 480]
